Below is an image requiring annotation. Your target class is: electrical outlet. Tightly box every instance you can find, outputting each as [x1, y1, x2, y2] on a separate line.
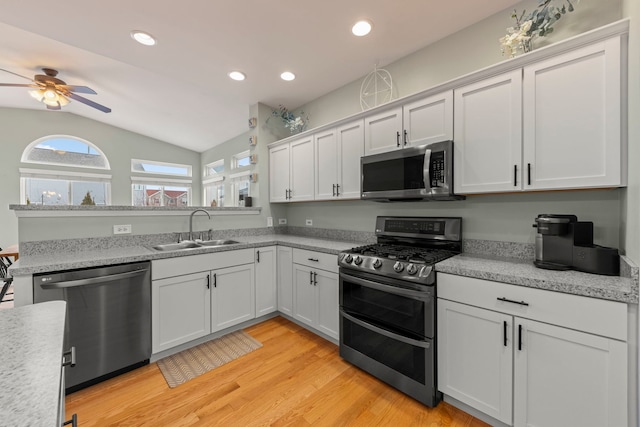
[113, 224, 132, 234]
[267, 217, 273, 227]
[278, 218, 287, 225]
[305, 219, 313, 226]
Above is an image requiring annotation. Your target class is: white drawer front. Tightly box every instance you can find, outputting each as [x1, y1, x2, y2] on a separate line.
[438, 273, 627, 341]
[293, 248, 338, 273]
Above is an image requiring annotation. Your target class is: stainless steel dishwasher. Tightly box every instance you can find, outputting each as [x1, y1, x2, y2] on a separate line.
[33, 261, 151, 393]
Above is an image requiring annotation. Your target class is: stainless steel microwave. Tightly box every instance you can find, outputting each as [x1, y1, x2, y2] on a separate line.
[360, 140, 464, 202]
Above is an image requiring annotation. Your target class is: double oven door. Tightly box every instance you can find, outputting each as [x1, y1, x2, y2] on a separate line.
[339, 268, 441, 407]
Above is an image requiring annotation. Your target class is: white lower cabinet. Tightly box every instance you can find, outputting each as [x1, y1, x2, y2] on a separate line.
[437, 273, 627, 427]
[277, 246, 294, 315]
[292, 249, 339, 340]
[152, 272, 211, 353]
[255, 246, 277, 316]
[211, 263, 255, 332]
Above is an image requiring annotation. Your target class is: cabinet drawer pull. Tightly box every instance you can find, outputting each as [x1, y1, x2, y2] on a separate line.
[518, 324, 523, 351]
[497, 297, 529, 307]
[308, 258, 319, 262]
[63, 414, 78, 427]
[503, 321, 508, 347]
[396, 131, 400, 147]
[256, 250, 260, 263]
[403, 129, 408, 145]
[336, 184, 340, 197]
[62, 346, 76, 368]
[213, 273, 217, 288]
[206, 274, 210, 289]
[514, 165, 517, 186]
[527, 163, 531, 185]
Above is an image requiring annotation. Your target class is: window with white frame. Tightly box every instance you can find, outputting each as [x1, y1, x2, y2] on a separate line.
[20, 136, 112, 205]
[131, 159, 192, 206]
[230, 171, 251, 207]
[232, 150, 251, 169]
[203, 159, 225, 207]
[204, 159, 224, 176]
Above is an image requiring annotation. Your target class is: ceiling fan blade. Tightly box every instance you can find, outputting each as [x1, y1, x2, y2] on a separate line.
[59, 85, 97, 95]
[0, 83, 40, 88]
[0, 68, 34, 82]
[67, 92, 111, 113]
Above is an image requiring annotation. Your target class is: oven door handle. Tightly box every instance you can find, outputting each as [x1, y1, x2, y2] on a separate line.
[341, 311, 430, 349]
[340, 270, 431, 300]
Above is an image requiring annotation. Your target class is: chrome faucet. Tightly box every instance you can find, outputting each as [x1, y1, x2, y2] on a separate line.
[189, 209, 211, 240]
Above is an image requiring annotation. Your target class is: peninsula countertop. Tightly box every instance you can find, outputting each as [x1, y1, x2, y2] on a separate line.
[0, 301, 67, 426]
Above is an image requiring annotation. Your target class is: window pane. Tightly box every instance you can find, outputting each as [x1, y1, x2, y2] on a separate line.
[236, 156, 251, 168]
[206, 160, 224, 176]
[233, 177, 250, 206]
[132, 160, 191, 176]
[25, 137, 107, 168]
[131, 183, 191, 206]
[205, 183, 224, 207]
[25, 178, 68, 205]
[233, 150, 251, 169]
[72, 181, 108, 205]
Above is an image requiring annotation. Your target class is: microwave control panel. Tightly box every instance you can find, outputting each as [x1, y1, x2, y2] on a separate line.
[430, 151, 445, 187]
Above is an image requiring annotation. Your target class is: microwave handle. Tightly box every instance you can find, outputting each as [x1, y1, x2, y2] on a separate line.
[423, 148, 432, 188]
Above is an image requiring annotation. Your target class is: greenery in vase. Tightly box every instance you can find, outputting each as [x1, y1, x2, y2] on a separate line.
[267, 105, 309, 134]
[500, 0, 579, 57]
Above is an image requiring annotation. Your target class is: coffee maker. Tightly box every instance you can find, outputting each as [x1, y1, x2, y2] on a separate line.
[532, 214, 619, 276]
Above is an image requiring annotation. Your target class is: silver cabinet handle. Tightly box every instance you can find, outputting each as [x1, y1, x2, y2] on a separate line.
[63, 414, 78, 427]
[62, 346, 76, 368]
[497, 297, 529, 307]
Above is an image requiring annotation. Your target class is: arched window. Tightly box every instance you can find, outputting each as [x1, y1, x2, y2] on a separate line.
[20, 135, 112, 205]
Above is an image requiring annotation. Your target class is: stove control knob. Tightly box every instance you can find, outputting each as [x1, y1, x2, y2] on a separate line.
[406, 264, 418, 275]
[354, 256, 363, 265]
[345, 254, 353, 263]
[372, 259, 383, 269]
[393, 262, 404, 273]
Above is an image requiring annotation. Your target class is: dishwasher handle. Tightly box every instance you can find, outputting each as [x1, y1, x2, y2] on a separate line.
[39, 269, 148, 289]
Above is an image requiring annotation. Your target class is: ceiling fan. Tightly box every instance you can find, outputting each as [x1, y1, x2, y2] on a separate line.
[0, 67, 111, 113]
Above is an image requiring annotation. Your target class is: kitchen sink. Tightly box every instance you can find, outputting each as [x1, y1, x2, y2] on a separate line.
[197, 239, 239, 247]
[152, 241, 202, 251]
[151, 239, 240, 251]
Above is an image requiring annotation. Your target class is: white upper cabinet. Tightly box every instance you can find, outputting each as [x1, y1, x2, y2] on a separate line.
[364, 91, 453, 155]
[455, 36, 625, 195]
[269, 135, 314, 202]
[403, 91, 454, 147]
[315, 119, 364, 201]
[269, 143, 290, 203]
[364, 107, 403, 155]
[523, 38, 624, 190]
[289, 135, 315, 201]
[454, 70, 523, 194]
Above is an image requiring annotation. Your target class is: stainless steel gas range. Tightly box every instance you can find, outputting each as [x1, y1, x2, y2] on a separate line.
[338, 216, 462, 407]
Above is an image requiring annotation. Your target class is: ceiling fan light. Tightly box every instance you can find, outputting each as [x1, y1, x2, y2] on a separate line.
[29, 89, 45, 101]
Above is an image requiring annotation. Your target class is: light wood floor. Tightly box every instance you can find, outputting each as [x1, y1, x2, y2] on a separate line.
[66, 316, 489, 426]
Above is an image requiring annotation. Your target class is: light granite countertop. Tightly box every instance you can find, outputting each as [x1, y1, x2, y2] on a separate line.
[0, 301, 67, 426]
[436, 253, 638, 304]
[9, 234, 360, 276]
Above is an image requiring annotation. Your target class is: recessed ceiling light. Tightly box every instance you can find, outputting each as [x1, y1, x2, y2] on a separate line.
[280, 71, 296, 81]
[130, 30, 156, 46]
[352, 20, 372, 37]
[228, 71, 246, 81]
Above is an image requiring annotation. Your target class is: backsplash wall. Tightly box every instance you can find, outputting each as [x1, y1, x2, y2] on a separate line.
[282, 189, 623, 250]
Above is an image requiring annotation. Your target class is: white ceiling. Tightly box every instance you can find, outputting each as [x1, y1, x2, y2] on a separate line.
[0, 0, 521, 153]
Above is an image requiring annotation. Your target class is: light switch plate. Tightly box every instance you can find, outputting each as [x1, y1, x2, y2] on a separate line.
[267, 217, 273, 227]
[305, 219, 313, 226]
[113, 224, 132, 234]
[278, 218, 287, 225]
